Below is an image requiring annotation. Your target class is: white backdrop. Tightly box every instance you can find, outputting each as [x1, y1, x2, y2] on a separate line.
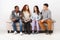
[0, 0, 60, 33]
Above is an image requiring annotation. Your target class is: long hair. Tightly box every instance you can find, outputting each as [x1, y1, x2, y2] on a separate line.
[22, 4, 30, 13]
[34, 5, 40, 15]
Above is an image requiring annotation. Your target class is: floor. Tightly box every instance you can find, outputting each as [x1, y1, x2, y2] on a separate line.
[0, 28, 60, 40]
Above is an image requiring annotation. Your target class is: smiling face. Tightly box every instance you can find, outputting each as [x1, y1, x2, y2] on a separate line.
[43, 5, 48, 10]
[34, 6, 40, 15]
[15, 7, 19, 12]
[34, 7, 37, 12]
[26, 5, 29, 11]
[43, 3, 49, 10]
[14, 6, 19, 12]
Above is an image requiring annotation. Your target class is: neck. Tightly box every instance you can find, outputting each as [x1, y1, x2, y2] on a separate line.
[44, 9, 48, 11]
[15, 11, 19, 13]
[35, 11, 38, 13]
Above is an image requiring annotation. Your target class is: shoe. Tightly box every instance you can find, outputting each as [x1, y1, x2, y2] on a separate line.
[35, 31, 39, 34]
[8, 30, 10, 33]
[28, 32, 31, 35]
[20, 32, 23, 35]
[46, 30, 53, 35]
[32, 31, 34, 34]
[14, 31, 17, 34]
[49, 30, 53, 34]
[25, 32, 27, 34]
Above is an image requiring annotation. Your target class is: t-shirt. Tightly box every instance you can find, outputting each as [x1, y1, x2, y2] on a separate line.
[41, 9, 51, 20]
[31, 13, 41, 20]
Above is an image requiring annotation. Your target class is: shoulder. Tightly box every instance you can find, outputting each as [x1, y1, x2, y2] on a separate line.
[48, 9, 51, 12]
[11, 10, 15, 14]
[41, 10, 44, 12]
[48, 9, 51, 13]
[12, 10, 15, 12]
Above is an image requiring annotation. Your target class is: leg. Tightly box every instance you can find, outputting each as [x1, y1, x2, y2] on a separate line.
[12, 22, 17, 31]
[36, 20, 39, 32]
[24, 23, 27, 33]
[39, 20, 46, 31]
[27, 22, 31, 34]
[46, 19, 52, 30]
[31, 20, 35, 33]
[46, 19, 53, 34]
[31, 20, 35, 31]
[19, 20, 22, 32]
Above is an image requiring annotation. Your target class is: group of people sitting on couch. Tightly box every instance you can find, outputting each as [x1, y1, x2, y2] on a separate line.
[9, 3, 53, 35]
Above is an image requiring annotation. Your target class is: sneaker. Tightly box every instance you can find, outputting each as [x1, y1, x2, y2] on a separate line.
[32, 31, 34, 34]
[35, 31, 39, 34]
[20, 32, 23, 35]
[25, 32, 27, 34]
[46, 30, 53, 35]
[48, 30, 53, 34]
[14, 31, 17, 34]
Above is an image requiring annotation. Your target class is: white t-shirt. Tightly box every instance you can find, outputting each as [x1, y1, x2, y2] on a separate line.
[31, 13, 41, 20]
[15, 12, 20, 17]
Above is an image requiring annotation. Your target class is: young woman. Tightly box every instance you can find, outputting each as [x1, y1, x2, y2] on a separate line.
[22, 5, 31, 34]
[31, 6, 41, 34]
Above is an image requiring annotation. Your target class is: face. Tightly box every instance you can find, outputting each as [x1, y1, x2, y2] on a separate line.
[34, 7, 37, 12]
[43, 5, 48, 10]
[26, 6, 29, 10]
[15, 7, 19, 11]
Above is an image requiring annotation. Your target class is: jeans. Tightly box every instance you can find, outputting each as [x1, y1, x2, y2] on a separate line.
[12, 19, 22, 32]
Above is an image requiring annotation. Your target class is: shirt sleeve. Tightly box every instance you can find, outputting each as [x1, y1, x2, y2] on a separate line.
[30, 13, 33, 20]
[11, 11, 15, 19]
[38, 13, 42, 20]
[42, 10, 51, 20]
[48, 11, 51, 19]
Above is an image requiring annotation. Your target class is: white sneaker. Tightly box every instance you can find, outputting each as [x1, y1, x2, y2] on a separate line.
[14, 31, 17, 34]
[20, 32, 23, 35]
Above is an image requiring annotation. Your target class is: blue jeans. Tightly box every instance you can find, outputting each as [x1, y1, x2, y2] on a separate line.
[12, 19, 22, 32]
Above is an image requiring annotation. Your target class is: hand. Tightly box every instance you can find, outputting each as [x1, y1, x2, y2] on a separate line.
[20, 15, 22, 17]
[41, 20, 44, 22]
[12, 18, 16, 21]
[25, 21, 27, 22]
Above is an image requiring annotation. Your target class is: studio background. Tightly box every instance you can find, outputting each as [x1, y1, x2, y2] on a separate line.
[0, 0, 60, 34]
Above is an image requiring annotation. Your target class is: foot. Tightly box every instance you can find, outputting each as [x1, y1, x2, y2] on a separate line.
[20, 32, 23, 35]
[46, 30, 53, 35]
[35, 31, 39, 34]
[8, 30, 10, 33]
[32, 31, 34, 34]
[49, 30, 53, 34]
[25, 32, 27, 34]
[14, 31, 17, 34]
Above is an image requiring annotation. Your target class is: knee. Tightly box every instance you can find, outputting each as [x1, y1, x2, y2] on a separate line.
[39, 20, 43, 24]
[47, 19, 52, 22]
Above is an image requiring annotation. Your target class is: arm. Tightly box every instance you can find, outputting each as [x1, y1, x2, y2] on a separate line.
[42, 11, 51, 21]
[38, 13, 42, 20]
[10, 11, 16, 21]
[48, 11, 51, 19]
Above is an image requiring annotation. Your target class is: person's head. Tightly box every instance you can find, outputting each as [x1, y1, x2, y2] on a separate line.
[43, 3, 49, 10]
[34, 5, 40, 15]
[14, 6, 19, 12]
[22, 4, 30, 13]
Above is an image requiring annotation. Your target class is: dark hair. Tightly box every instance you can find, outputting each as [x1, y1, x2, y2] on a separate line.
[43, 3, 49, 7]
[34, 5, 40, 15]
[22, 4, 30, 13]
[14, 6, 19, 9]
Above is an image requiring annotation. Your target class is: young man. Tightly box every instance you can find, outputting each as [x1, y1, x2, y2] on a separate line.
[39, 3, 53, 34]
[11, 6, 23, 34]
